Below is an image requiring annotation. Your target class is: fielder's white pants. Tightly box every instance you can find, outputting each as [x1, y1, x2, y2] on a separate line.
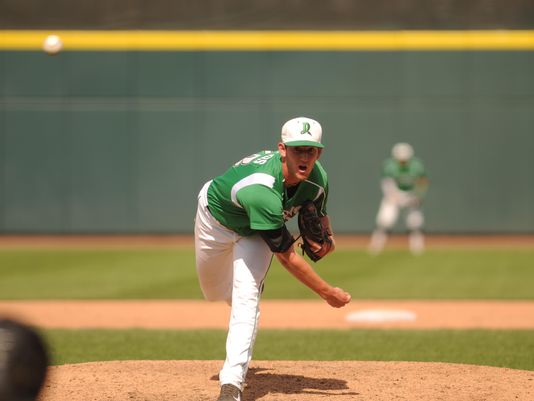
[369, 193, 425, 255]
[376, 192, 424, 230]
[194, 181, 273, 391]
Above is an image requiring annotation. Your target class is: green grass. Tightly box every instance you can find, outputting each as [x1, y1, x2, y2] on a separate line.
[0, 248, 533, 299]
[0, 249, 202, 299]
[267, 249, 534, 299]
[44, 328, 534, 371]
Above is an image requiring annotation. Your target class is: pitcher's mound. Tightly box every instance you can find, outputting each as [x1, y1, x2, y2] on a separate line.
[40, 360, 534, 401]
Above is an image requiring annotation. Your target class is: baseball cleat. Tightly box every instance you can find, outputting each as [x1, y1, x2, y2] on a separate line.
[216, 383, 242, 401]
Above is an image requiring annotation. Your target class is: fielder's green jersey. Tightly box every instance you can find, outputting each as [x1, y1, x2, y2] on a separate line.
[382, 157, 426, 191]
[207, 150, 328, 237]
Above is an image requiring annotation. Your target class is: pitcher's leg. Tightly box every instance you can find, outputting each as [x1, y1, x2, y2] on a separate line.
[194, 181, 236, 302]
[219, 235, 272, 390]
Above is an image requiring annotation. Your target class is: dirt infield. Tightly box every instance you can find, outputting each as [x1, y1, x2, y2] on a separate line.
[2, 300, 534, 329]
[40, 360, 534, 401]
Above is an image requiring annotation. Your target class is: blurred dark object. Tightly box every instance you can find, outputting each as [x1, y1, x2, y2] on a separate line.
[0, 318, 49, 401]
[1, 0, 533, 30]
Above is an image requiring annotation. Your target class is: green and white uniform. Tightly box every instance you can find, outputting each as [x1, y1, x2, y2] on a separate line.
[369, 156, 429, 255]
[382, 157, 427, 194]
[207, 150, 328, 236]
[194, 149, 329, 392]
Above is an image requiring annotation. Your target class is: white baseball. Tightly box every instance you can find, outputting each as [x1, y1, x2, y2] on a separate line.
[43, 35, 63, 55]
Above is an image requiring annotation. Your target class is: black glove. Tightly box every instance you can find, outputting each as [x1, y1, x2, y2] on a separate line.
[297, 201, 333, 262]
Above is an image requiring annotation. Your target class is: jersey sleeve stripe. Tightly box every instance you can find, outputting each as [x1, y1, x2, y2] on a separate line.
[230, 173, 276, 208]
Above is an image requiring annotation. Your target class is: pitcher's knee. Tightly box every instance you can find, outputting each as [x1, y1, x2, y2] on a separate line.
[202, 286, 232, 304]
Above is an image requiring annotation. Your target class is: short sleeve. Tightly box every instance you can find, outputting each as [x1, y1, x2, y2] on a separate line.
[382, 159, 396, 178]
[413, 159, 427, 177]
[236, 185, 284, 230]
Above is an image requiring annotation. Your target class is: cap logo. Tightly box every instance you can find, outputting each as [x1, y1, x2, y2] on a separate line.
[300, 122, 312, 136]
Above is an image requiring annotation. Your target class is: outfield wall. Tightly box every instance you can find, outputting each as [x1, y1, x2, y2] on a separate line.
[1, 48, 533, 233]
[2, 0, 533, 29]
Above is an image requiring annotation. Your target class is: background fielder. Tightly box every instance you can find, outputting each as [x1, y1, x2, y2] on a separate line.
[368, 142, 429, 255]
[194, 116, 351, 401]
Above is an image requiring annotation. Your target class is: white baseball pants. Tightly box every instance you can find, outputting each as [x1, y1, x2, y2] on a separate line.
[194, 180, 273, 390]
[375, 196, 424, 230]
[369, 193, 425, 255]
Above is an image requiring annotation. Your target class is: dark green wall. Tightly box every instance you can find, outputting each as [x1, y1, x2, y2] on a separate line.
[1, 50, 533, 233]
[2, 0, 533, 29]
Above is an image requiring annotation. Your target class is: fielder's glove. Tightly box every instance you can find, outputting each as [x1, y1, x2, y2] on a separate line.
[297, 200, 333, 262]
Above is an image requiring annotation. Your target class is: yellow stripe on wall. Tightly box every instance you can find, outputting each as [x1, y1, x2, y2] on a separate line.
[1, 30, 534, 51]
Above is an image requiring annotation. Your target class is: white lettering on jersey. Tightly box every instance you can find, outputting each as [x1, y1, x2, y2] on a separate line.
[252, 153, 275, 165]
[234, 151, 274, 166]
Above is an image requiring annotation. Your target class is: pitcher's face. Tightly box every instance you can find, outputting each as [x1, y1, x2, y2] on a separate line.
[279, 143, 321, 186]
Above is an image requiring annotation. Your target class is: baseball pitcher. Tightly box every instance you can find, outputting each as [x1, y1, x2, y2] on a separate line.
[194, 117, 351, 401]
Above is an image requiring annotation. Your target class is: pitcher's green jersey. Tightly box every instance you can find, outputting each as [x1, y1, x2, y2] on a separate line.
[383, 157, 426, 191]
[207, 150, 328, 237]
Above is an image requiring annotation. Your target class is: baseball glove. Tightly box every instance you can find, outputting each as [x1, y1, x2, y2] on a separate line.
[297, 200, 333, 262]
